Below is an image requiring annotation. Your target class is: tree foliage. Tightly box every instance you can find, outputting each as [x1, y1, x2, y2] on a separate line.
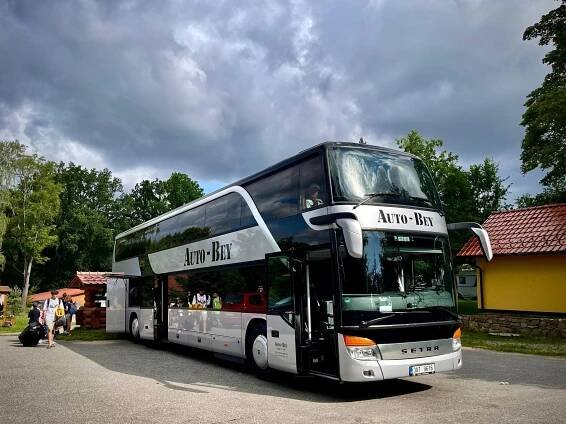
[468, 159, 510, 222]
[115, 172, 204, 231]
[40, 163, 124, 288]
[397, 130, 509, 229]
[0, 138, 204, 295]
[0, 141, 27, 269]
[521, 0, 566, 203]
[397, 130, 509, 225]
[6, 155, 61, 306]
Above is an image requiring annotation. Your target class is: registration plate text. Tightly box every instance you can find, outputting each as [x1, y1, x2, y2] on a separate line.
[409, 363, 435, 376]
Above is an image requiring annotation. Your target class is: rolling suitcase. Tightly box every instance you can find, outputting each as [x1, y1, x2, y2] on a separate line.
[18, 322, 45, 347]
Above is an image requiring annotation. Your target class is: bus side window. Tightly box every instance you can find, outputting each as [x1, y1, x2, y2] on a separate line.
[300, 155, 327, 211]
[240, 198, 256, 228]
[205, 193, 242, 236]
[245, 166, 299, 221]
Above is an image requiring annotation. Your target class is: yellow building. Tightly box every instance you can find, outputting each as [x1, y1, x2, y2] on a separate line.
[457, 204, 566, 314]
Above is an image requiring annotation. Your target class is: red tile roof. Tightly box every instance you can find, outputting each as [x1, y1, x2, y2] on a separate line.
[458, 203, 566, 257]
[29, 288, 84, 302]
[69, 272, 110, 288]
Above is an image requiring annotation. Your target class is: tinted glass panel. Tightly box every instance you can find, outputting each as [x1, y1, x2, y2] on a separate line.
[116, 192, 258, 261]
[300, 155, 328, 211]
[267, 256, 294, 320]
[205, 193, 241, 235]
[115, 226, 155, 262]
[340, 231, 455, 326]
[128, 277, 154, 308]
[240, 198, 256, 228]
[166, 265, 265, 312]
[152, 207, 208, 252]
[246, 166, 299, 221]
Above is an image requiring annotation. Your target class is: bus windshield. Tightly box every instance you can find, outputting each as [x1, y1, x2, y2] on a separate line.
[328, 147, 442, 210]
[340, 231, 455, 326]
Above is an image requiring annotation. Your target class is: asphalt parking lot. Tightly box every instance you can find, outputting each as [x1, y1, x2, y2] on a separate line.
[1, 336, 565, 424]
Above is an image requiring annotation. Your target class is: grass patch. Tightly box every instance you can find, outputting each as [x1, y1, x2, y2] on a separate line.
[57, 328, 123, 342]
[458, 299, 479, 315]
[0, 313, 28, 333]
[462, 330, 566, 357]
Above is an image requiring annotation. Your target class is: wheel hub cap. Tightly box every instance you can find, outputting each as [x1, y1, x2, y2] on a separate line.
[252, 335, 268, 370]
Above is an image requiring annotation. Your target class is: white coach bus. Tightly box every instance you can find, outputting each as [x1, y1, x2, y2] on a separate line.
[107, 142, 492, 382]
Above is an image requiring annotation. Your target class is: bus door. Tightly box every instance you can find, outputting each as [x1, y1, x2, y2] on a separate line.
[266, 253, 338, 377]
[153, 276, 168, 343]
[300, 250, 339, 378]
[266, 254, 298, 373]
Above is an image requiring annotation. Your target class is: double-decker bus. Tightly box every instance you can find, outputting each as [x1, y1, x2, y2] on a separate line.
[107, 142, 492, 382]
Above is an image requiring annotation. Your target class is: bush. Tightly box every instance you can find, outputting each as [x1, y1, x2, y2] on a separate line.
[7, 286, 23, 316]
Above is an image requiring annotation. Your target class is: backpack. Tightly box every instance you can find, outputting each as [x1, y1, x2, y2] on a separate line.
[55, 300, 65, 318]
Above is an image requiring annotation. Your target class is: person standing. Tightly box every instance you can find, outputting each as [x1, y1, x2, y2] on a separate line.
[192, 289, 210, 308]
[28, 302, 40, 324]
[211, 292, 222, 310]
[63, 294, 77, 335]
[43, 290, 62, 348]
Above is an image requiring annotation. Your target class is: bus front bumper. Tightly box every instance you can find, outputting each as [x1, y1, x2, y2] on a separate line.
[337, 336, 463, 382]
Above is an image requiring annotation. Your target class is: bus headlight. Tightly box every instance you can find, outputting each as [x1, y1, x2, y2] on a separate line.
[452, 328, 462, 351]
[344, 335, 379, 361]
[346, 346, 379, 361]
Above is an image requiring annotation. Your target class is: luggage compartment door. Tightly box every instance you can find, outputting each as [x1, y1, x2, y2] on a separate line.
[106, 278, 127, 333]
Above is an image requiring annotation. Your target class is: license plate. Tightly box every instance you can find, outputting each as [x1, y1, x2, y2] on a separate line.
[409, 363, 435, 376]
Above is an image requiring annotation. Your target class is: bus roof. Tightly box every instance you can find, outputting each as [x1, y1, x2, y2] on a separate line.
[116, 142, 419, 240]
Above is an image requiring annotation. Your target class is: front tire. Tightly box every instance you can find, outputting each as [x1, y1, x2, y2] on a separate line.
[246, 322, 269, 376]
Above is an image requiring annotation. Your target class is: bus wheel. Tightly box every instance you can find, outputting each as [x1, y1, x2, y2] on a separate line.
[246, 322, 269, 375]
[130, 315, 141, 343]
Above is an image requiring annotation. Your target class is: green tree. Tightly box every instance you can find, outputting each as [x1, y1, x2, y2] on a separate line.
[41, 163, 124, 287]
[164, 172, 204, 209]
[397, 131, 509, 253]
[521, 1, 566, 204]
[0, 141, 26, 270]
[396, 130, 474, 224]
[6, 156, 61, 307]
[7, 286, 23, 316]
[468, 159, 510, 222]
[114, 172, 204, 231]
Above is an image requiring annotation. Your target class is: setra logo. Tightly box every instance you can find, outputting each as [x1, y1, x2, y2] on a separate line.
[401, 346, 440, 354]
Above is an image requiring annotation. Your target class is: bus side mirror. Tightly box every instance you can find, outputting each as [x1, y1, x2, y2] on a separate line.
[336, 218, 363, 258]
[447, 222, 493, 262]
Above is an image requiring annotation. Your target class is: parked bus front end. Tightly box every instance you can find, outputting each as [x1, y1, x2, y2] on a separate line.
[313, 146, 473, 381]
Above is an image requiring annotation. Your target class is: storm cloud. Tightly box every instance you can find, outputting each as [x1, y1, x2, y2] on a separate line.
[0, 0, 553, 198]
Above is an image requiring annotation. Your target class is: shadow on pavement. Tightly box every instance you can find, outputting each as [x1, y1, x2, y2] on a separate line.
[60, 339, 431, 403]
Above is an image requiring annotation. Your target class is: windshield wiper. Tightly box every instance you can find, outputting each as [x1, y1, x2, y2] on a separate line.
[359, 307, 457, 328]
[359, 311, 414, 328]
[420, 306, 459, 320]
[353, 192, 398, 209]
[353, 192, 434, 209]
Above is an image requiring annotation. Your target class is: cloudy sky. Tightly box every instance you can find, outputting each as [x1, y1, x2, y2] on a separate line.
[0, 0, 554, 200]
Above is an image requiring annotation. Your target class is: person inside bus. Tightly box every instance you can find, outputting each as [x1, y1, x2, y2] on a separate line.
[211, 292, 222, 310]
[304, 184, 325, 209]
[192, 289, 210, 308]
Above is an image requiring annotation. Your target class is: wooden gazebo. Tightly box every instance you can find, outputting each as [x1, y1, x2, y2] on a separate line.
[69, 272, 110, 329]
[0, 285, 11, 325]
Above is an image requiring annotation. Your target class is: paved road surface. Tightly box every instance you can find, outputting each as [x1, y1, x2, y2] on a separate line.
[0, 336, 565, 424]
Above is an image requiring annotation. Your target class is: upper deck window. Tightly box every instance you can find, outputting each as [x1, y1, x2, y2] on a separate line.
[328, 147, 442, 210]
